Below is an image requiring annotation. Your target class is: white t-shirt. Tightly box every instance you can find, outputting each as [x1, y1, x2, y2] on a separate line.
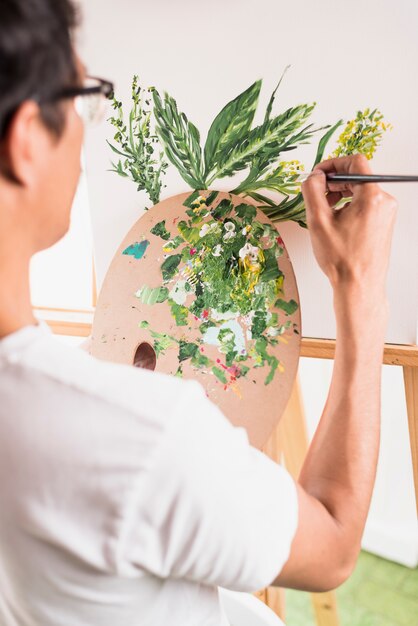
[0, 320, 298, 626]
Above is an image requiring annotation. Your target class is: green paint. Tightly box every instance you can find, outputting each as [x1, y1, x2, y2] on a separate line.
[177, 221, 200, 245]
[235, 203, 257, 222]
[275, 298, 299, 315]
[122, 240, 150, 260]
[151, 220, 171, 241]
[205, 191, 219, 205]
[191, 352, 211, 368]
[212, 198, 233, 220]
[169, 300, 189, 326]
[161, 254, 182, 281]
[183, 190, 201, 208]
[212, 366, 227, 384]
[179, 341, 199, 362]
[136, 195, 299, 387]
[260, 248, 282, 282]
[163, 235, 184, 251]
[136, 285, 169, 305]
[251, 310, 268, 338]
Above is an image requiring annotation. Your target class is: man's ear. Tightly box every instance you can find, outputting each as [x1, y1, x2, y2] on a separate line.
[4, 100, 47, 187]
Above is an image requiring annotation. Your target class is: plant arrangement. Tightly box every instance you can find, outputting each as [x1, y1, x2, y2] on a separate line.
[130, 192, 299, 389]
[108, 70, 392, 226]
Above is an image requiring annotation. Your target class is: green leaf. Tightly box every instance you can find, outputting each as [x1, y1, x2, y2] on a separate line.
[161, 254, 182, 281]
[275, 298, 299, 315]
[204, 80, 262, 179]
[207, 103, 317, 184]
[313, 119, 344, 167]
[107, 140, 132, 159]
[153, 89, 206, 189]
[264, 65, 291, 123]
[151, 220, 171, 240]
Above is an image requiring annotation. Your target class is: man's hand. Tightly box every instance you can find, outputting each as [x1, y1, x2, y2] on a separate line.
[302, 154, 397, 294]
[272, 155, 397, 592]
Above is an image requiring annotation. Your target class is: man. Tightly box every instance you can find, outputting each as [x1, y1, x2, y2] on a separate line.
[0, 0, 398, 625]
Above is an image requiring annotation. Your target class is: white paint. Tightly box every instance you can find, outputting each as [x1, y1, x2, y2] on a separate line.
[78, 0, 418, 565]
[169, 279, 188, 305]
[203, 319, 247, 355]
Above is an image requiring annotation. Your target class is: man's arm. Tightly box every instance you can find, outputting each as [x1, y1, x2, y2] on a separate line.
[272, 154, 397, 592]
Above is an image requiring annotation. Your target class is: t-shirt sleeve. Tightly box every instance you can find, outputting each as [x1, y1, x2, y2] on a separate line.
[122, 379, 299, 592]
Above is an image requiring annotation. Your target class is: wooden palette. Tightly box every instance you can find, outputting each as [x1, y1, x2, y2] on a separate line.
[92, 191, 301, 449]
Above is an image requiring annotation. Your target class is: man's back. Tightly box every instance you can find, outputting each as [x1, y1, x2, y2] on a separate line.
[0, 321, 297, 626]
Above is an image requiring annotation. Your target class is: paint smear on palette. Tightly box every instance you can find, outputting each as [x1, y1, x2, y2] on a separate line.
[134, 192, 299, 390]
[123, 240, 150, 260]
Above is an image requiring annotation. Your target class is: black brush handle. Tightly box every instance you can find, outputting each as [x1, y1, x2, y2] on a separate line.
[327, 174, 418, 183]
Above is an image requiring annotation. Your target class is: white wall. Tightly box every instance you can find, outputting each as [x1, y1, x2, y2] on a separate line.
[78, 0, 418, 565]
[30, 169, 93, 310]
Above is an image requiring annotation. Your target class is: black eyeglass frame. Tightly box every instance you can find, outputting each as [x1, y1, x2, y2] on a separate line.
[0, 76, 114, 140]
[45, 76, 114, 104]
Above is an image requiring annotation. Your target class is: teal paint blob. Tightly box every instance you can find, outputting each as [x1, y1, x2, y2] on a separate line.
[122, 240, 150, 260]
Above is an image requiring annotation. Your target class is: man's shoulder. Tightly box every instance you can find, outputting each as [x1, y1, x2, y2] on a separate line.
[22, 331, 201, 424]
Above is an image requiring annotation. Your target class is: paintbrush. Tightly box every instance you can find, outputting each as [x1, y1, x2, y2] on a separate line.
[298, 173, 418, 184]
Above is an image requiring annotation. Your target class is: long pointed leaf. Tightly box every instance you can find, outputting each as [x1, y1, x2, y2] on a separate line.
[264, 65, 291, 123]
[313, 119, 343, 166]
[208, 103, 317, 184]
[204, 80, 262, 180]
[153, 89, 205, 189]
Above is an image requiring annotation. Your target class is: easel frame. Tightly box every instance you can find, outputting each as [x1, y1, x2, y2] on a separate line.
[34, 305, 418, 626]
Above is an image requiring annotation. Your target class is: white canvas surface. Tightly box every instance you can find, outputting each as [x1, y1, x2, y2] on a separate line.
[79, 0, 418, 345]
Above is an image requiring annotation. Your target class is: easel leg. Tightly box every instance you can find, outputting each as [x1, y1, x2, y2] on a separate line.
[403, 365, 418, 515]
[270, 374, 340, 626]
[262, 432, 286, 621]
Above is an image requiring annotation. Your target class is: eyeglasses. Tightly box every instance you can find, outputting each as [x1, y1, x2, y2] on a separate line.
[49, 76, 114, 126]
[0, 76, 114, 140]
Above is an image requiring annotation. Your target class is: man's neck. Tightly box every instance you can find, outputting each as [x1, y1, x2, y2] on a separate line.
[0, 255, 37, 339]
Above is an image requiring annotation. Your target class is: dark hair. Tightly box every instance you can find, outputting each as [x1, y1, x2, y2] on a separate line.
[0, 0, 78, 147]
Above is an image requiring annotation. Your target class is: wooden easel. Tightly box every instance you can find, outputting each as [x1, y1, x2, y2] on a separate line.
[257, 339, 418, 626]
